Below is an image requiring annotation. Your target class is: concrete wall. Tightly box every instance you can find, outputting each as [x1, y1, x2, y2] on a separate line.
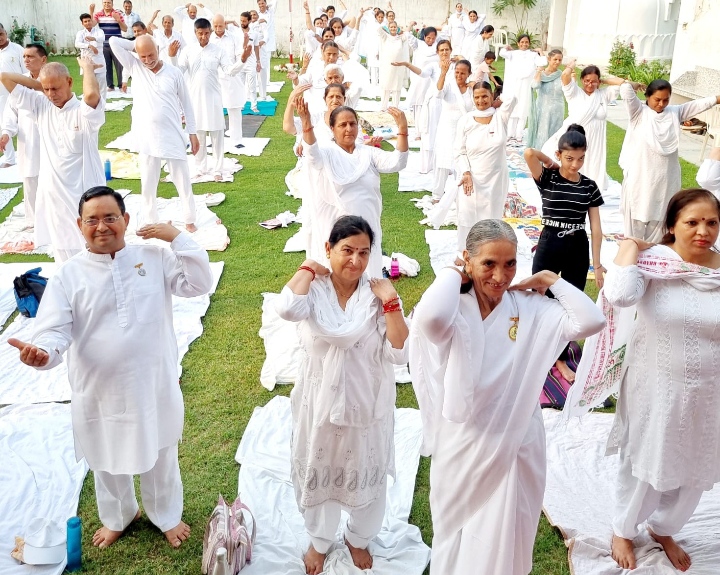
[670, 0, 720, 83]
[3, 0, 553, 53]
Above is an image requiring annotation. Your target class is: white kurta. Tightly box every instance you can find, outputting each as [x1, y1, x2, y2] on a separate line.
[211, 30, 247, 109]
[377, 29, 408, 92]
[75, 26, 106, 74]
[174, 42, 243, 132]
[405, 38, 437, 108]
[303, 139, 408, 277]
[416, 63, 443, 173]
[499, 48, 543, 139]
[619, 82, 717, 223]
[454, 97, 516, 226]
[11, 87, 104, 250]
[1, 72, 40, 177]
[460, 15, 485, 59]
[447, 12, 465, 55]
[258, 1, 277, 52]
[153, 29, 186, 64]
[275, 276, 408, 510]
[604, 248, 720, 492]
[110, 38, 196, 160]
[410, 270, 605, 575]
[32, 234, 214, 475]
[543, 82, 620, 191]
[173, 5, 214, 44]
[0, 41, 25, 164]
[434, 78, 474, 170]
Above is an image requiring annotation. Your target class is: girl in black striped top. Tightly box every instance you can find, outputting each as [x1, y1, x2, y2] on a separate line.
[524, 124, 604, 382]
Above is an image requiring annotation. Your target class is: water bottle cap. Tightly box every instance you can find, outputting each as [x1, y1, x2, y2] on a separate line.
[216, 548, 227, 557]
[67, 517, 81, 528]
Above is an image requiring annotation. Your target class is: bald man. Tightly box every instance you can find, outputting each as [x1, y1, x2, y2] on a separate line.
[0, 23, 26, 167]
[174, 2, 214, 45]
[0, 44, 47, 230]
[210, 14, 252, 148]
[110, 35, 200, 231]
[0, 58, 105, 262]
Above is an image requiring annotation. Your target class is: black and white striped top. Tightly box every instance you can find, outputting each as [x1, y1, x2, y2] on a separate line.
[535, 167, 603, 229]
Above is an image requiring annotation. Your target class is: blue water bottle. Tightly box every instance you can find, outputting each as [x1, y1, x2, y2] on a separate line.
[66, 516, 82, 572]
[104, 159, 112, 181]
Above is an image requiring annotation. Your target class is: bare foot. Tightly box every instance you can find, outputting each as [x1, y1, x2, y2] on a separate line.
[214, 174, 223, 182]
[185, 223, 198, 233]
[556, 359, 576, 383]
[164, 521, 190, 548]
[611, 534, 637, 570]
[92, 509, 141, 548]
[303, 544, 326, 575]
[649, 528, 692, 571]
[345, 538, 373, 570]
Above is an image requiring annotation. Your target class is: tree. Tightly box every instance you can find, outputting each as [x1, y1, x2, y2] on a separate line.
[492, 0, 538, 31]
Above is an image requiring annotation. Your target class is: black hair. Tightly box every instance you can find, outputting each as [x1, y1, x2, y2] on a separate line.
[468, 10, 477, 16]
[194, 17, 211, 30]
[328, 105, 357, 127]
[322, 40, 339, 51]
[557, 123, 587, 151]
[472, 80, 493, 92]
[484, 51, 496, 60]
[387, 10, 395, 17]
[328, 215, 375, 248]
[517, 33, 530, 44]
[241, 11, 252, 20]
[313, 16, 323, 25]
[132, 21, 146, 30]
[480, 24, 494, 34]
[26, 43, 48, 58]
[661, 189, 720, 245]
[326, 4, 335, 10]
[324, 82, 346, 98]
[328, 17, 344, 32]
[376, 9, 385, 16]
[455, 59, 472, 73]
[645, 79, 672, 98]
[80, 13, 92, 21]
[436, 39, 451, 52]
[422, 26, 437, 38]
[580, 65, 601, 79]
[79, 186, 126, 216]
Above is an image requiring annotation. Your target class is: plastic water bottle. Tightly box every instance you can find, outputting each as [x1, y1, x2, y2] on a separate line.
[66, 517, 82, 572]
[390, 257, 400, 279]
[104, 159, 112, 181]
[212, 548, 231, 575]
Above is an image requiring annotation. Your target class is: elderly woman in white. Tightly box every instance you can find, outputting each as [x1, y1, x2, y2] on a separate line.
[410, 219, 605, 575]
[276, 215, 409, 575]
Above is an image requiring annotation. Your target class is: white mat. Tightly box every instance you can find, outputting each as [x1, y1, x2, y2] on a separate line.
[0, 186, 20, 211]
[0, 261, 224, 405]
[543, 408, 720, 574]
[259, 292, 411, 390]
[0, 166, 21, 184]
[106, 131, 270, 158]
[398, 152, 433, 192]
[234, 396, 430, 575]
[266, 80, 285, 93]
[105, 99, 133, 111]
[0, 402, 89, 575]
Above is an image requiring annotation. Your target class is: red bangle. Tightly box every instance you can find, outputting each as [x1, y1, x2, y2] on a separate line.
[382, 299, 402, 314]
[303, 126, 314, 133]
[396, 132, 408, 136]
[298, 265, 316, 280]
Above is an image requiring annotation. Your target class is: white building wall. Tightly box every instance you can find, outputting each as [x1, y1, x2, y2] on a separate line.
[3, 0, 552, 53]
[670, 0, 720, 82]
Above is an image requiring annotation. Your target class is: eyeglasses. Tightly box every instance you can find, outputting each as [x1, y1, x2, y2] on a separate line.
[82, 215, 123, 226]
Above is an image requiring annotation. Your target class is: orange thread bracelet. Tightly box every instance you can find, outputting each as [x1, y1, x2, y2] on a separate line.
[298, 265, 316, 280]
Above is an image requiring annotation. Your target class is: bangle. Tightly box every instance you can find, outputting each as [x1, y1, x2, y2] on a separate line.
[382, 298, 401, 314]
[382, 296, 399, 306]
[396, 132, 408, 136]
[303, 126, 314, 133]
[298, 265, 316, 280]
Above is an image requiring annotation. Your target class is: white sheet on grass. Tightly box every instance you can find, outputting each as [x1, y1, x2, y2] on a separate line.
[398, 152, 433, 192]
[259, 292, 412, 390]
[0, 165, 21, 184]
[0, 186, 20, 214]
[235, 396, 430, 575]
[543, 408, 720, 574]
[105, 99, 133, 111]
[0, 402, 89, 575]
[106, 131, 270, 158]
[266, 80, 285, 93]
[0, 261, 224, 405]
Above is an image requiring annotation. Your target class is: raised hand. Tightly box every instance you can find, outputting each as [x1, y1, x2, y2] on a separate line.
[8, 338, 50, 367]
[369, 278, 399, 302]
[290, 82, 312, 105]
[509, 270, 560, 295]
[295, 93, 311, 120]
[136, 221, 182, 242]
[439, 58, 451, 74]
[168, 40, 181, 57]
[386, 107, 408, 131]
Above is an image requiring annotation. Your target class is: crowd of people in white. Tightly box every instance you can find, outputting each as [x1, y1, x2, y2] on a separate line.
[3, 1, 720, 574]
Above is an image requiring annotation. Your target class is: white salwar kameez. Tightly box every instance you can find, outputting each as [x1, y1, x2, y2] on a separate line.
[447, 12, 465, 56]
[460, 16, 485, 60]
[10, 86, 105, 262]
[377, 29, 408, 109]
[211, 30, 248, 146]
[303, 139, 408, 277]
[174, 43, 244, 177]
[110, 37, 198, 226]
[31, 234, 213, 531]
[405, 38, 437, 125]
[499, 48, 543, 141]
[275, 276, 408, 553]
[415, 63, 443, 174]
[603, 247, 720, 538]
[619, 82, 717, 242]
[453, 97, 516, 249]
[1, 71, 40, 227]
[0, 41, 26, 166]
[410, 270, 605, 575]
[542, 82, 620, 192]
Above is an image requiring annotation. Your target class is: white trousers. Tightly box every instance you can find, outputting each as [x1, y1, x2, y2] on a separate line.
[258, 46, 270, 99]
[94, 444, 183, 533]
[226, 107, 243, 145]
[23, 175, 38, 226]
[432, 167, 452, 200]
[194, 130, 225, 177]
[612, 450, 704, 539]
[302, 487, 386, 554]
[243, 70, 258, 108]
[381, 90, 400, 110]
[624, 216, 664, 244]
[139, 154, 196, 225]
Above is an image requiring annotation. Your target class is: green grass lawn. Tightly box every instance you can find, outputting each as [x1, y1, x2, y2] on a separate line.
[0, 56, 700, 574]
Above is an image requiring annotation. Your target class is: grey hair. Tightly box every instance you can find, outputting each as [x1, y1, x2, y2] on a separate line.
[39, 62, 71, 79]
[324, 63, 344, 79]
[466, 219, 517, 256]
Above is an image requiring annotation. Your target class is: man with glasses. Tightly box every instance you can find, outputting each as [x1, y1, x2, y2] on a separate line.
[0, 57, 105, 262]
[8, 186, 213, 550]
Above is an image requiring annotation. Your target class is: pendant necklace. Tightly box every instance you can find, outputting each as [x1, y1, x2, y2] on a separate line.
[509, 316, 519, 341]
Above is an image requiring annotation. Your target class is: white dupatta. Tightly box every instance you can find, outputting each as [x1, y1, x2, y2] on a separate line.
[566, 245, 720, 418]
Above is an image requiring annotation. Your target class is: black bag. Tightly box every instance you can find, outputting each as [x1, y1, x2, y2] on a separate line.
[13, 267, 48, 318]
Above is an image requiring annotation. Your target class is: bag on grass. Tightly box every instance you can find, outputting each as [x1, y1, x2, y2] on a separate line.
[202, 494, 256, 575]
[539, 341, 582, 409]
[13, 267, 48, 318]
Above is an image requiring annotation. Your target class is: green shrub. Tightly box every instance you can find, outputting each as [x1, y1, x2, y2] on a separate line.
[608, 40, 636, 77]
[628, 59, 671, 85]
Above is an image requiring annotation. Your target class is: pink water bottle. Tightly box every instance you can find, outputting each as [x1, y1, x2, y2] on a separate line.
[390, 257, 400, 279]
